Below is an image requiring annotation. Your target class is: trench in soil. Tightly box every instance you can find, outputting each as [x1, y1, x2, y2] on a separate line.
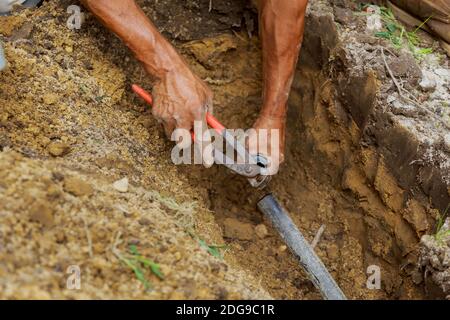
[179, 33, 430, 300]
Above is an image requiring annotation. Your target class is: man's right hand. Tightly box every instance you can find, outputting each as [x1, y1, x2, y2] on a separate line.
[151, 64, 213, 138]
[151, 63, 215, 168]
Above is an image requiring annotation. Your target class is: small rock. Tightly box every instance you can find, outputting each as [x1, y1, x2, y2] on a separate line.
[46, 184, 61, 199]
[47, 141, 70, 157]
[444, 134, 450, 153]
[55, 230, 67, 244]
[411, 269, 423, 284]
[215, 286, 229, 300]
[113, 177, 129, 193]
[334, 7, 353, 26]
[138, 217, 151, 226]
[255, 224, 268, 239]
[419, 77, 436, 92]
[10, 23, 33, 41]
[52, 171, 65, 181]
[40, 136, 51, 147]
[326, 244, 340, 260]
[29, 201, 54, 228]
[63, 177, 93, 197]
[42, 93, 59, 105]
[278, 245, 287, 253]
[223, 218, 254, 241]
[386, 95, 397, 104]
[435, 68, 450, 77]
[174, 252, 182, 261]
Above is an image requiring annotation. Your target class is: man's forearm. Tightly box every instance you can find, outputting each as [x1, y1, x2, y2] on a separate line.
[259, 0, 308, 119]
[80, 0, 185, 79]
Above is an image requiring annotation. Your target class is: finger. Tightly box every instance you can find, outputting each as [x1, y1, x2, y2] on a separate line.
[193, 109, 214, 168]
[175, 118, 193, 132]
[246, 129, 259, 156]
[162, 119, 176, 139]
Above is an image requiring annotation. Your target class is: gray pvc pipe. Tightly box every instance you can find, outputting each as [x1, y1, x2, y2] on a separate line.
[258, 194, 347, 300]
[0, 42, 6, 71]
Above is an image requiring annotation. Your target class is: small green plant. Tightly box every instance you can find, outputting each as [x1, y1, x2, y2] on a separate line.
[360, 4, 433, 59]
[188, 231, 228, 259]
[434, 204, 450, 244]
[118, 245, 164, 290]
[198, 239, 228, 259]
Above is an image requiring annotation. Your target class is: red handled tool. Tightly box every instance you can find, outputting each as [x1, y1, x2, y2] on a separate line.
[132, 84, 270, 188]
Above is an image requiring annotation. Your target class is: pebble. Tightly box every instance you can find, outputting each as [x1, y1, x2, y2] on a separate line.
[419, 76, 437, 92]
[444, 134, 450, 153]
[113, 177, 129, 193]
[411, 269, 423, 284]
[42, 93, 59, 105]
[326, 244, 340, 259]
[254, 224, 268, 239]
[0, 42, 6, 71]
[174, 252, 182, 261]
[63, 177, 94, 197]
[138, 217, 151, 226]
[435, 68, 450, 77]
[47, 141, 70, 157]
[55, 231, 66, 244]
[222, 218, 254, 241]
[386, 95, 396, 104]
[29, 201, 54, 227]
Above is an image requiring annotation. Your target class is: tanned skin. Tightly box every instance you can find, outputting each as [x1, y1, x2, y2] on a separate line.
[80, 0, 308, 172]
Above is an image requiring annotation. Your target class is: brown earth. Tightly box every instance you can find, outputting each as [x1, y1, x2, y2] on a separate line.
[0, 0, 449, 299]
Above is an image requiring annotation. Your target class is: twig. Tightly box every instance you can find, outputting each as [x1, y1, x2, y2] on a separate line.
[111, 231, 123, 259]
[231, 30, 247, 43]
[209, 0, 213, 12]
[311, 224, 326, 249]
[82, 216, 93, 258]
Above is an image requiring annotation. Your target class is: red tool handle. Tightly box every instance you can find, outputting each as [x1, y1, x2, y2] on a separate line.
[132, 84, 226, 134]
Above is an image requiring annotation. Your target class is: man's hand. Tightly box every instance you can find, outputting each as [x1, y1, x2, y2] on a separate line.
[152, 66, 212, 137]
[251, 0, 308, 174]
[152, 64, 214, 168]
[248, 114, 285, 175]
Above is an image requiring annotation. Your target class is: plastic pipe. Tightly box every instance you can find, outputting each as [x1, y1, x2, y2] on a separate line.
[258, 194, 347, 300]
[0, 42, 6, 71]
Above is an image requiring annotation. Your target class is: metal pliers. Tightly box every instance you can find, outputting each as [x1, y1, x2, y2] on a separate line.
[132, 84, 270, 188]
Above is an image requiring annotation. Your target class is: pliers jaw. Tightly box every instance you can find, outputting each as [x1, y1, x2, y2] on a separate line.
[213, 130, 271, 189]
[247, 154, 271, 189]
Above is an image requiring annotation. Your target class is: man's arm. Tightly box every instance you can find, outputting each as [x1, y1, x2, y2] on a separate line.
[258, 0, 308, 120]
[250, 0, 308, 173]
[80, 0, 180, 79]
[80, 0, 213, 166]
